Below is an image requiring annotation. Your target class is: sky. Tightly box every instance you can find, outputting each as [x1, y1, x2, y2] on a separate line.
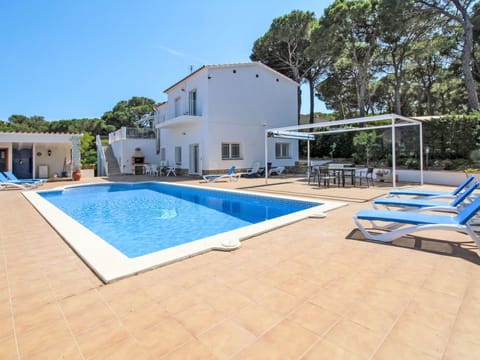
[0, 0, 332, 121]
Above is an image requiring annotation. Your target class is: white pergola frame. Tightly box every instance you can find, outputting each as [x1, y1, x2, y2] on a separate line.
[265, 113, 424, 187]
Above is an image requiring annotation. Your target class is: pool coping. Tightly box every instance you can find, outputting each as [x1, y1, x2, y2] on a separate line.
[23, 181, 346, 283]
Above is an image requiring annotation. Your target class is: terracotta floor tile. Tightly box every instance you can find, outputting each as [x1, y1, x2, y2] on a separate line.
[136, 315, 195, 358]
[302, 339, 363, 360]
[162, 339, 216, 360]
[386, 317, 449, 358]
[0, 336, 18, 360]
[173, 302, 226, 336]
[256, 287, 300, 315]
[75, 319, 131, 359]
[347, 302, 400, 335]
[443, 335, 480, 360]
[25, 336, 83, 360]
[323, 319, 384, 359]
[235, 319, 318, 360]
[413, 287, 463, 315]
[14, 302, 65, 336]
[0, 313, 14, 340]
[372, 336, 437, 360]
[90, 337, 150, 360]
[60, 289, 117, 334]
[120, 302, 168, 335]
[17, 323, 74, 357]
[422, 272, 469, 297]
[160, 288, 203, 314]
[287, 301, 340, 336]
[197, 319, 256, 358]
[230, 278, 278, 303]
[204, 288, 254, 315]
[275, 274, 320, 300]
[231, 302, 283, 337]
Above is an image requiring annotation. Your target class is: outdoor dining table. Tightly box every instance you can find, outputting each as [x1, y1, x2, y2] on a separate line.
[328, 167, 357, 187]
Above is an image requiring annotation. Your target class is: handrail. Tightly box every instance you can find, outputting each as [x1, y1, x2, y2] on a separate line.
[96, 135, 108, 176]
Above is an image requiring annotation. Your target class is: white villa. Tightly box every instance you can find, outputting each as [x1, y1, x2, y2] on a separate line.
[107, 62, 300, 176]
[0, 132, 82, 179]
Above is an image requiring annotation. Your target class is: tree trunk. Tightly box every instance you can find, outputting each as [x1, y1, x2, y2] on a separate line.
[462, 18, 480, 111]
[309, 79, 315, 123]
[297, 86, 302, 125]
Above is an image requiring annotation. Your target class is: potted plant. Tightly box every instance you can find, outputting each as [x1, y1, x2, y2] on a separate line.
[72, 167, 81, 181]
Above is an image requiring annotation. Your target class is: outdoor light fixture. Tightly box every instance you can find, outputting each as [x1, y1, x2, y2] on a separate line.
[47, 149, 52, 156]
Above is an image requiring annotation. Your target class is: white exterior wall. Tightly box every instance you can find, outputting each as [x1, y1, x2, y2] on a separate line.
[111, 138, 157, 174]
[205, 64, 298, 170]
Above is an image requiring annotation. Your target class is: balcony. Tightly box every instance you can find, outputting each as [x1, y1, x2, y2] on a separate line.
[156, 112, 204, 129]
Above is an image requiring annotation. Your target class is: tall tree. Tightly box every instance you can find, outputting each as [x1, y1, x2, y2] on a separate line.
[310, 0, 380, 118]
[416, 0, 480, 111]
[377, 0, 437, 115]
[102, 96, 156, 129]
[251, 10, 319, 122]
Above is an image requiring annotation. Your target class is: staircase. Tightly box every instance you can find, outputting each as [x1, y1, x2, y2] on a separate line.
[103, 145, 122, 176]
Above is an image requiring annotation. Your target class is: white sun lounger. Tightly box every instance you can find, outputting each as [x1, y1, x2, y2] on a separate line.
[202, 166, 240, 183]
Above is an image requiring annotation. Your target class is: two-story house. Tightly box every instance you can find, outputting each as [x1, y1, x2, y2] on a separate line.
[107, 62, 300, 176]
[154, 62, 299, 175]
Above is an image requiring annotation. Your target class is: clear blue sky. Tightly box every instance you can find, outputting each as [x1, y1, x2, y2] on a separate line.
[0, 0, 332, 121]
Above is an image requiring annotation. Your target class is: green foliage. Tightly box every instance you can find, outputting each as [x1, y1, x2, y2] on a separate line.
[423, 113, 480, 162]
[352, 131, 379, 165]
[101, 96, 156, 129]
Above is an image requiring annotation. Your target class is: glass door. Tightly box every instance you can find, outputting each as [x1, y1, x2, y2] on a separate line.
[0, 148, 7, 172]
[189, 144, 200, 174]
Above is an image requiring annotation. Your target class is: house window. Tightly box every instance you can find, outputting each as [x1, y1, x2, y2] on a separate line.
[275, 143, 290, 159]
[175, 146, 182, 165]
[174, 97, 181, 117]
[222, 143, 241, 160]
[188, 90, 197, 115]
[160, 147, 166, 161]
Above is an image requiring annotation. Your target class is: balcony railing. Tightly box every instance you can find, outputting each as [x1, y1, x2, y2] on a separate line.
[109, 127, 156, 143]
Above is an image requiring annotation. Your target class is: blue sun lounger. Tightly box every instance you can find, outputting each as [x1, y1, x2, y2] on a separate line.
[373, 181, 478, 212]
[353, 194, 480, 248]
[3, 171, 45, 185]
[0, 172, 36, 189]
[388, 175, 475, 198]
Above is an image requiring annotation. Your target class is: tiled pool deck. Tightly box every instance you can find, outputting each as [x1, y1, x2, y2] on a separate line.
[0, 175, 479, 359]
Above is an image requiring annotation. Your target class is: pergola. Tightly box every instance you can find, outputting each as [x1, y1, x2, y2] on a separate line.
[265, 113, 424, 187]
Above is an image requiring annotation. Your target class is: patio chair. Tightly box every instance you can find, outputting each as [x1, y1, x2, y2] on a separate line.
[203, 166, 240, 183]
[318, 167, 337, 187]
[352, 193, 480, 248]
[0, 172, 36, 189]
[355, 167, 374, 187]
[388, 175, 475, 198]
[239, 162, 260, 178]
[3, 171, 45, 185]
[373, 180, 478, 212]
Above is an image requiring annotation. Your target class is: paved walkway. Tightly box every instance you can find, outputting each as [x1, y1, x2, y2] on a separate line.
[0, 175, 479, 359]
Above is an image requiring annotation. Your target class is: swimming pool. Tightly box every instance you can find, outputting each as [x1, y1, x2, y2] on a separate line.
[24, 182, 344, 282]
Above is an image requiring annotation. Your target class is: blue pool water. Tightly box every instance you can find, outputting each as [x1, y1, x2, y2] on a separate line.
[39, 183, 319, 258]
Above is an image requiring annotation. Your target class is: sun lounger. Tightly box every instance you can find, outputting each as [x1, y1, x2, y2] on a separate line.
[238, 162, 261, 178]
[268, 166, 285, 176]
[3, 171, 45, 185]
[373, 181, 478, 212]
[353, 194, 480, 248]
[388, 175, 475, 198]
[0, 172, 36, 189]
[202, 166, 240, 183]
